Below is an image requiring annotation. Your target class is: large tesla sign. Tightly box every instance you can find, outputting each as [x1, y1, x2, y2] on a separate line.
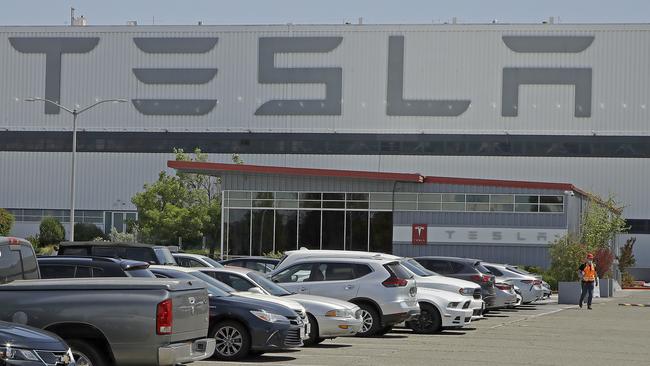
[9, 34, 594, 117]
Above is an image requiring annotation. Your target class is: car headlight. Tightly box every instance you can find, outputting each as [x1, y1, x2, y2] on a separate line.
[325, 309, 354, 318]
[0, 345, 40, 361]
[250, 310, 289, 323]
[447, 302, 460, 308]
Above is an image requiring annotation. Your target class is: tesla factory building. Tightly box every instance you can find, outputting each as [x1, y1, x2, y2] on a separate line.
[1, 24, 649, 270]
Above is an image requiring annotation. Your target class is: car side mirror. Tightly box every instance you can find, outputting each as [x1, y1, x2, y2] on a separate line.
[248, 287, 265, 294]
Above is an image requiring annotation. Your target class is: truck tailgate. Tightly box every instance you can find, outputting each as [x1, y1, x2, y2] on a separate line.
[170, 287, 210, 342]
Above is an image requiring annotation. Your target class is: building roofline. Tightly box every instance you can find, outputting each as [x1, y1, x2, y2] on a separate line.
[167, 160, 589, 195]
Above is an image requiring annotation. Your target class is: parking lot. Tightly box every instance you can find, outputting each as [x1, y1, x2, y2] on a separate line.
[197, 291, 650, 366]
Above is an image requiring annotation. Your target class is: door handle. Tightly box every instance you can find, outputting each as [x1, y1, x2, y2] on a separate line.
[344, 285, 354, 290]
[299, 287, 307, 292]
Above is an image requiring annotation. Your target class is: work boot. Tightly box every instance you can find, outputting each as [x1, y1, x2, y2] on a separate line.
[588, 306, 592, 310]
[579, 303, 583, 308]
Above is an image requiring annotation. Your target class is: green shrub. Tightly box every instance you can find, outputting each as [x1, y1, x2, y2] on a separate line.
[37, 245, 57, 256]
[74, 223, 106, 241]
[263, 251, 285, 259]
[25, 235, 40, 248]
[39, 217, 66, 245]
[0, 208, 15, 236]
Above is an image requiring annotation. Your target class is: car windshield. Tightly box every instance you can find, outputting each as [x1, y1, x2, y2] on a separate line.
[508, 266, 529, 275]
[201, 256, 224, 268]
[154, 247, 177, 265]
[126, 269, 156, 278]
[247, 271, 292, 296]
[188, 271, 236, 296]
[401, 259, 437, 276]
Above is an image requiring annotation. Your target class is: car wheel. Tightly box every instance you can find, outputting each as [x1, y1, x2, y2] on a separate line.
[67, 339, 107, 366]
[211, 320, 251, 361]
[355, 303, 381, 337]
[303, 313, 320, 346]
[406, 303, 442, 334]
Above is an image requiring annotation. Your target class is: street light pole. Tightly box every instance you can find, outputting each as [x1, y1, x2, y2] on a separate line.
[25, 97, 127, 241]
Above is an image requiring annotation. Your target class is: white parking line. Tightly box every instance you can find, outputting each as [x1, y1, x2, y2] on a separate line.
[488, 307, 570, 329]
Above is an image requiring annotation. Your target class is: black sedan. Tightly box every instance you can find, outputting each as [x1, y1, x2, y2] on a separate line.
[0, 321, 74, 366]
[150, 267, 304, 361]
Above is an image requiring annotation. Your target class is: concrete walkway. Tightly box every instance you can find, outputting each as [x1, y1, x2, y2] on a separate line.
[198, 290, 650, 366]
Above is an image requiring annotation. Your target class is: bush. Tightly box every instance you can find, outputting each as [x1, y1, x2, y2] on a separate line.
[39, 217, 66, 245]
[622, 272, 636, 287]
[37, 245, 57, 256]
[263, 251, 285, 259]
[593, 248, 615, 278]
[0, 208, 15, 236]
[74, 223, 106, 241]
[25, 235, 40, 248]
[548, 235, 588, 282]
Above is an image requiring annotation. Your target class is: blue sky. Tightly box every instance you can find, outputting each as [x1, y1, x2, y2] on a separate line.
[1, 0, 649, 25]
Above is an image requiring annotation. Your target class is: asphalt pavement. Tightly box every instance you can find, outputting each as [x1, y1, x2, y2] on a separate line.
[196, 291, 650, 366]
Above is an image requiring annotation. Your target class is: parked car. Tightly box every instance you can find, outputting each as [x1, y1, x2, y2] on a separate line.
[38, 256, 155, 278]
[493, 282, 518, 309]
[270, 254, 420, 337]
[414, 256, 497, 310]
[509, 265, 553, 299]
[149, 266, 305, 361]
[173, 253, 224, 268]
[0, 320, 75, 366]
[274, 249, 484, 322]
[405, 287, 473, 333]
[220, 257, 280, 274]
[483, 263, 544, 304]
[57, 242, 177, 265]
[198, 265, 362, 344]
[1, 237, 215, 366]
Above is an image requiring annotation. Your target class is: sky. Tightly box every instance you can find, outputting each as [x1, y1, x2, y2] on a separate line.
[0, 0, 649, 26]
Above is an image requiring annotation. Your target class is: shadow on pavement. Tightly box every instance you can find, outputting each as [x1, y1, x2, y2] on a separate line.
[221, 355, 297, 363]
[304, 343, 353, 349]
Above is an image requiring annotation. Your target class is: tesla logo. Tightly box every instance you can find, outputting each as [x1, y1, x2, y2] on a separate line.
[412, 224, 427, 245]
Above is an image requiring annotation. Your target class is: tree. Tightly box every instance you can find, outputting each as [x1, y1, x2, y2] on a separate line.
[131, 171, 208, 245]
[548, 194, 628, 282]
[618, 237, 636, 286]
[74, 223, 106, 241]
[0, 208, 15, 236]
[39, 217, 66, 245]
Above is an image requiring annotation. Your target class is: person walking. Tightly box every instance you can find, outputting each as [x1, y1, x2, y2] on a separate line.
[578, 253, 598, 309]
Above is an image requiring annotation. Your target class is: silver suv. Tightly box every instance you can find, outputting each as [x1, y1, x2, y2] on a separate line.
[269, 256, 419, 337]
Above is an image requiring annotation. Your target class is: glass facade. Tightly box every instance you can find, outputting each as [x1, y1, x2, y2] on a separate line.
[222, 190, 565, 256]
[7, 208, 137, 234]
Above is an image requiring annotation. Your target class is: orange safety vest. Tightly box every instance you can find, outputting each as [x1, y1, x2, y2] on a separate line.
[583, 263, 597, 282]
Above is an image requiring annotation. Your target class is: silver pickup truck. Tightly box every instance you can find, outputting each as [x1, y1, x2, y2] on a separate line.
[0, 237, 216, 366]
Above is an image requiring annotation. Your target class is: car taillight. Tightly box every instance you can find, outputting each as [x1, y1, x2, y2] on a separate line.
[495, 284, 512, 291]
[521, 280, 534, 284]
[382, 276, 408, 287]
[471, 275, 492, 283]
[533, 280, 542, 286]
[156, 299, 173, 335]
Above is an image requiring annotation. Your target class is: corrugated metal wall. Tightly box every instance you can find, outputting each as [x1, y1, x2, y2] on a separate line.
[0, 24, 649, 133]
[394, 243, 551, 268]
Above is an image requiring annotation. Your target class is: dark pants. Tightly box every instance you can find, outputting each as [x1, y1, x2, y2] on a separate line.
[579, 281, 595, 306]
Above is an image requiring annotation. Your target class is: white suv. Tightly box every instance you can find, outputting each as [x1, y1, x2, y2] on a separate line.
[278, 249, 485, 320]
[269, 256, 420, 337]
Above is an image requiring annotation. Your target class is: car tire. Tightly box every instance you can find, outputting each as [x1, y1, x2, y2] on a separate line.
[376, 325, 393, 336]
[303, 313, 320, 346]
[211, 320, 252, 361]
[355, 303, 381, 337]
[67, 339, 107, 366]
[314, 337, 326, 344]
[406, 303, 442, 334]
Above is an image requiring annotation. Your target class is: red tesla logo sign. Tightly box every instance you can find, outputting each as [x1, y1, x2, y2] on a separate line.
[412, 224, 427, 245]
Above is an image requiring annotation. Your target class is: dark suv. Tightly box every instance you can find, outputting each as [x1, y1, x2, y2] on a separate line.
[57, 242, 177, 265]
[0, 320, 74, 366]
[414, 256, 497, 309]
[38, 256, 155, 278]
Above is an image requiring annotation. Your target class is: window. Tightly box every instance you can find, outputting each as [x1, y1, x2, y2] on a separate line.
[322, 211, 344, 250]
[272, 263, 315, 283]
[213, 272, 256, 292]
[75, 266, 92, 278]
[424, 260, 453, 274]
[466, 195, 489, 212]
[384, 262, 412, 279]
[92, 267, 106, 277]
[442, 194, 465, 211]
[346, 211, 368, 251]
[126, 248, 157, 264]
[188, 259, 206, 268]
[39, 265, 76, 279]
[299, 210, 321, 249]
[275, 210, 298, 253]
[485, 266, 503, 276]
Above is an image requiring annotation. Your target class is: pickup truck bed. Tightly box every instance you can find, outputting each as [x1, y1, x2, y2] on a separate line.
[0, 277, 215, 366]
